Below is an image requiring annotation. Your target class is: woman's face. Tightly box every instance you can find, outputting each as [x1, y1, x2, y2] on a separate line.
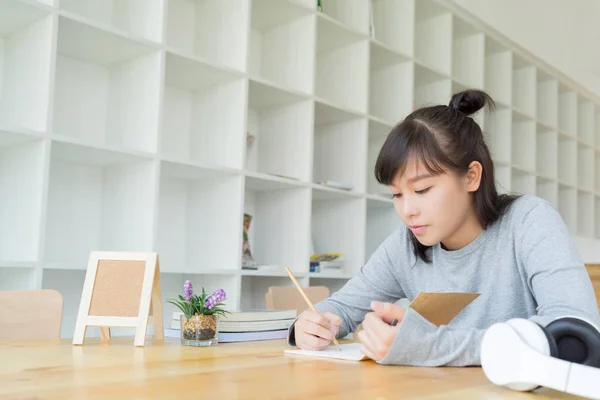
[389, 158, 481, 250]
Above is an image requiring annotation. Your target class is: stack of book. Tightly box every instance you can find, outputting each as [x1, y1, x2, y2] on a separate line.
[165, 309, 297, 343]
[309, 253, 344, 273]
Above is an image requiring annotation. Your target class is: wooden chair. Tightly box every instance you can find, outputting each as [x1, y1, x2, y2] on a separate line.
[265, 286, 330, 316]
[0, 290, 63, 340]
[585, 264, 600, 309]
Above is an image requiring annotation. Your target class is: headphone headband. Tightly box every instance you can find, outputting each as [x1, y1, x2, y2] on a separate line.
[481, 322, 600, 399]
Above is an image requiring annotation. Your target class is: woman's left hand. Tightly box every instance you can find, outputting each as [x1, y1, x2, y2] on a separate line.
[357, 301, 406, 361]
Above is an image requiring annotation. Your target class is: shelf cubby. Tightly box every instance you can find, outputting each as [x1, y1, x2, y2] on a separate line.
[0, 127, 45, 148]
[511, 168, 535, 196]
[0, 3, 53, 132]
[249, 0, 314, 94]
[577, 97, 595, 146]
[414, 0, 452, 75]
[369, 41, 413, 124]
[494, 164, 511, 194]
[484, 105, 512, 165]
[536, 177, 558, 208]
[536, 125, 557, 180]
[511, 114, 536, 172]
[166, 0, 249, 71]
[512, 55, 536, 118]
[307, 277, 349, 294]
[0, 138, 46, 263]
[60, 0, 163, 43]
[536, 71, 558, 128]
[0, 267, 34, 290]
[289, 0, 315, 10]
[596, 197, 600, 239]
[312, 191, 366, 275]
[313, 101, 368, 192]
[318, 0, 369, 35]
[597, 109, 600, 147]
[244, 176, 311, 272]
[452, 16, 484, 89]
[366, 198, 398, 262]
[577, 144, 594, 192]
[246, 79, 313, 181]
[596, 153, 600, 193]
[241, 275, 301, 310]
[44, 140, 156, 268]
[414, 63, 452, 108]
[161, 51, 246, 169]
[316, 14, 369, 113]
[371, 0, 414, 57]
[558, 85, 578, 136]
[156, 161, 244, 274]
[484, 38, 512, 107]
[367, 119, 393, 196]
[41, 269, 90, 337]
[558, 137, 577, 187]
[559, 185, 577, 234]
[53, 17, 161, 153]
[578, 191, 594, 237]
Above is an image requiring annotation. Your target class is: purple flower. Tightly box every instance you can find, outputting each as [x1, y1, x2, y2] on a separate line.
[183, 280, 193, 302]
[204, 288, 226, 310]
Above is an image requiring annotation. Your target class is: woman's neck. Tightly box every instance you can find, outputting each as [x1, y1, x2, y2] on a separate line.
[441, 211, 484, 251]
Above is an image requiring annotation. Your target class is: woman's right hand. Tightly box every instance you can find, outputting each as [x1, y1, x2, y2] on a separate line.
[294, 310, 342, 350]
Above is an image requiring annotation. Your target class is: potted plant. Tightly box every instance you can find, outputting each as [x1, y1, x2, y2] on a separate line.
[167, 280, 229, 347]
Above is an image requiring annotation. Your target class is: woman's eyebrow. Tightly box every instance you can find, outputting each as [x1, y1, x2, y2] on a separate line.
[407, 174, 432, 183]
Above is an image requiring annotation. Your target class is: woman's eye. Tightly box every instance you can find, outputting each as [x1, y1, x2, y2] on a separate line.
[416, 187, 431, 194]
[392, 193, 402, 198]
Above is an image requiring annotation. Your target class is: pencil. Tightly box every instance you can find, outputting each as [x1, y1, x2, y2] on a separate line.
[285, 267, 342, 351]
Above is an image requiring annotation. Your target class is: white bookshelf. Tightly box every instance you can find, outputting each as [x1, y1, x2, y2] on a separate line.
[2, 0, 600, 338]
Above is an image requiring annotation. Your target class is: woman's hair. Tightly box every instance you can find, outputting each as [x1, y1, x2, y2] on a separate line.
[374, 89, 520, 263]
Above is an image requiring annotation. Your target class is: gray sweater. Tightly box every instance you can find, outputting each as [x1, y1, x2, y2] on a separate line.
[288, 195, 600, 366]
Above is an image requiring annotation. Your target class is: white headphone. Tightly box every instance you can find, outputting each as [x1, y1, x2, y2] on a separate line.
[481, 316, 600, 399]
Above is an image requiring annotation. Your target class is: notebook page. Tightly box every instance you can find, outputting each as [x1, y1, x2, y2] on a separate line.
[284, 343, 369, 361]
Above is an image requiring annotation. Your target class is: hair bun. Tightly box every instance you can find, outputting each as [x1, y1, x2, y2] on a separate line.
[449, 89, 495, 116]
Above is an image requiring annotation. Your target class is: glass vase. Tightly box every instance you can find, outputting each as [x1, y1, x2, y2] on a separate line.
[180, 314, 219, 346]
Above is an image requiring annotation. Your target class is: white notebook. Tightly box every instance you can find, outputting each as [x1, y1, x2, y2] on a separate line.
[284, 343, 369, 361]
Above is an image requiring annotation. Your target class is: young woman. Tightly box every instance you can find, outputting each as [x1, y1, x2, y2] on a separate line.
[288, 89, 600, 366]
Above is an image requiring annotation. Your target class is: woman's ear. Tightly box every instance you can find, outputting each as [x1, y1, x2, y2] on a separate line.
[465, 161, 482, 192]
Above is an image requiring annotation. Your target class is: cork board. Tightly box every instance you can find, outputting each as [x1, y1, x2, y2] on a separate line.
[72, 251, 164, 347]
[88, 260, 146, 317]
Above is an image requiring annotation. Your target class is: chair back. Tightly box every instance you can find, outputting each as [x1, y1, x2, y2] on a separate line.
[585, 264, 600, 309]
[265, 286, 330, 316]
[0, 290, 63, 340]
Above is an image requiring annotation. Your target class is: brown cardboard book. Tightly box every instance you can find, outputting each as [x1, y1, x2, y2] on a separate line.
[408, 292, 480, 327]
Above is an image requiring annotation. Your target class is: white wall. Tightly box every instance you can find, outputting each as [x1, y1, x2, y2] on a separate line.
[451, 0, 600, 99]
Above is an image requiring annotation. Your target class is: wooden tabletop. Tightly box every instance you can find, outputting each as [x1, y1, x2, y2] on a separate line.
[0, 337, 585, 399]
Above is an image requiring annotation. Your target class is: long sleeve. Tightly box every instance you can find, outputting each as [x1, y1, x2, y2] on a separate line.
[287, 229, 407, 346]
[518, 202, 600, 328]
[379, 307, 485, 366]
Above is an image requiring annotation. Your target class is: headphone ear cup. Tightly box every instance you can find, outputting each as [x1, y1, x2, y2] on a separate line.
[503, 319, 556, 392]
[505, 318, 556, 356]
[545, 317, 600, 368]
[538, 323, 559, 358]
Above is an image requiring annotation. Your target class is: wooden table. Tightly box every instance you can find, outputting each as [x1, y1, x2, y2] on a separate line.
[0, 337, 585, 399]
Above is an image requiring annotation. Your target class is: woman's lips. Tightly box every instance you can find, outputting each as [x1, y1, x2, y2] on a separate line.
[410, 225, 427, 235]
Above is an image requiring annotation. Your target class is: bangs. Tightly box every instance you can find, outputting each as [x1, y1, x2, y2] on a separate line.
[374, 119, 451, 186]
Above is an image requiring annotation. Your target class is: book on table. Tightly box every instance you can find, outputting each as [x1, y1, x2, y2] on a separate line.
[168, 309, 298, 342]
